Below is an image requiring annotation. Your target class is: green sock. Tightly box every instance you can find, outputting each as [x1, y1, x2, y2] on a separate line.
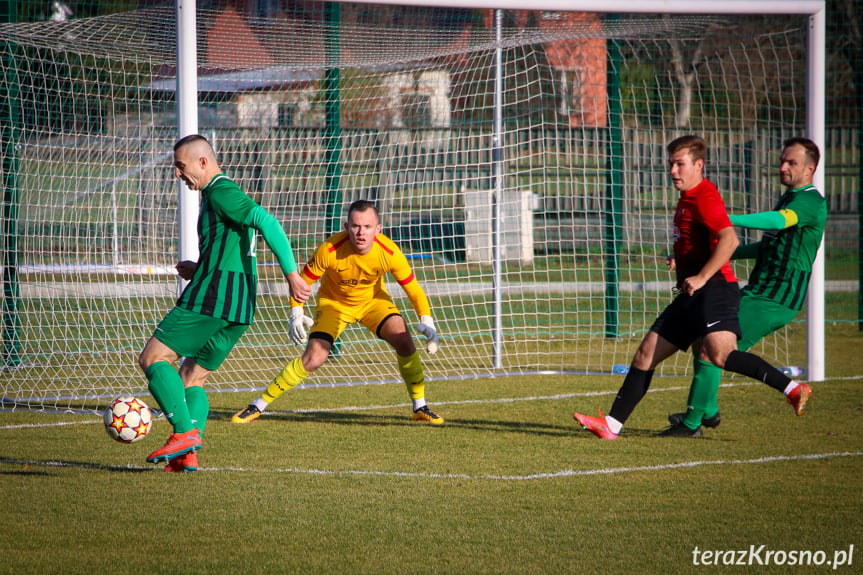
[682, 352, 701, 412]
[145, 361, 193, 434]
[703, 365, 721, 419]
[682, 358, 722, 429]
[185, 385, 209, 433]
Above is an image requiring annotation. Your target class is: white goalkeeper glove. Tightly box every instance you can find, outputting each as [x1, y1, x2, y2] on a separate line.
[417, 315, 439, 354]
[289, 306, 314, 345]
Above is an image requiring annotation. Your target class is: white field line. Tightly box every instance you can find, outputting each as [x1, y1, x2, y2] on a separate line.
[1, 452, 860, 481]
[0, 420, 105, 430]
[237, 381, 763, 415]
[212, 451, 863, 480]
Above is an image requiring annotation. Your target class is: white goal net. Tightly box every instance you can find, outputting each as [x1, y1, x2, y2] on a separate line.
[0, 2, 815, 411]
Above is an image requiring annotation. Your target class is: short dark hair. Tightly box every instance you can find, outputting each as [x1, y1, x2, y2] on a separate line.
[174, 134, 210, 152]
[347, 200, 379, 221]
[667, 135, 707, 163]
[783, 137, 820, 170]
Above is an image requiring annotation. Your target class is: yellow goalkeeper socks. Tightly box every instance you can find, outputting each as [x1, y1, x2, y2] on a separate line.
[398, 352, 426, 406]
[261, 357, 309, 406]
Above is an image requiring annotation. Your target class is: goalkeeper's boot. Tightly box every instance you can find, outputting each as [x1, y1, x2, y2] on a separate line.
[786, 382, 811, 416]
[573, 410, 618, 440]
[146, 428, 201, 464]
[412, 405, 444, 425]
[668, 411, 721, 428]
[653, 421, 703, 437]
[163, 450, 198, 473]
[232, 404, 262, 424]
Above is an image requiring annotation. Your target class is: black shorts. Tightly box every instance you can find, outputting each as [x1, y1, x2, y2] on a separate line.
[651, 280, 742, 351]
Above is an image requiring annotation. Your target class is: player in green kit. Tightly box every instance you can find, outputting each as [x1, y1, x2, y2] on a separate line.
[666, 137, 826, 434]
[138, 134, 312, 471]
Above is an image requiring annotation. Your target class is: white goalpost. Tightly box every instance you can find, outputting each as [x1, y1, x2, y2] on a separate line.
[0, 0, 825, 411]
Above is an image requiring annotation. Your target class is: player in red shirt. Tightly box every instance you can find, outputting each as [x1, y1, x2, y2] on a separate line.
[572, 135, 803, 439]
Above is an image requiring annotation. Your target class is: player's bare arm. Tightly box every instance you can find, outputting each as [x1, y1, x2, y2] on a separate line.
[681, 226, 738, 296]
[287, 270, 312, 303]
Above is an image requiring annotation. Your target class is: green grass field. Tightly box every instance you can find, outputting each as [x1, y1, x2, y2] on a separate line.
[1, 327, 861, 574]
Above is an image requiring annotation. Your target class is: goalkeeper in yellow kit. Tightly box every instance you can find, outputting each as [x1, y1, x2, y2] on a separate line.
[232, 200, 443, 424]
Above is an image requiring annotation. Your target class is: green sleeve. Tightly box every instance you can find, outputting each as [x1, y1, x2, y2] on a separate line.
[246, 205, 298, 275]
[729, 211, 787, 230]
[731, 242, 760, 260]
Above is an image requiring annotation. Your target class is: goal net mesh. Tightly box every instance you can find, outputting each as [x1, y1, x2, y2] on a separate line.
[0, 4, 808, 411]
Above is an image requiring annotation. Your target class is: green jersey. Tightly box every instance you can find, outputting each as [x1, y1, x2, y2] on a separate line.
[743, 185, 826, 311]
[176, 174, 270, 324]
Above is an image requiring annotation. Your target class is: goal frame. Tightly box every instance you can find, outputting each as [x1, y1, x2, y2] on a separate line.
[0, 1, 828, 411]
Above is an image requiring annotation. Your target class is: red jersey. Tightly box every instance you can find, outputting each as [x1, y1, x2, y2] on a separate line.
[672, 178, 737, 285]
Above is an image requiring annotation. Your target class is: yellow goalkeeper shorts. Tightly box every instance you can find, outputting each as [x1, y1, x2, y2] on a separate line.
[309, 293, 402, 344]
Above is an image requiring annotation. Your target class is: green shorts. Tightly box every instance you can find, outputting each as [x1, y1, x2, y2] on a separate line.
[153, 306, 249, 371]
[737, 292, 800, 351]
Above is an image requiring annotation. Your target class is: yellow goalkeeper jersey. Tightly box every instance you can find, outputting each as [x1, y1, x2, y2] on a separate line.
[293, 231, 431, 317]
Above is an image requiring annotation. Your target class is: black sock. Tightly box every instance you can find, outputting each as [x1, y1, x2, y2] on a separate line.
[608, 368, 654, 424]
[724, 350, 791, 392]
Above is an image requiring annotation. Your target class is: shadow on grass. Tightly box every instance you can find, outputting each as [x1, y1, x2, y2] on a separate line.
[209, 408, 732, 440]
[208, 408, 639, 438]
[0, 468, 54, 477]
[619, 428, 733, 441]
[0, 455, 154, 474]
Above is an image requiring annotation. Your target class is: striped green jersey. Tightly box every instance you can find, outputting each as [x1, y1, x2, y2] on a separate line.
[177, 174, 259, 324]
[743, 185, 826, 311]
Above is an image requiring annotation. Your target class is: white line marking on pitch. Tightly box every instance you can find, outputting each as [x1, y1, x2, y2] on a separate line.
[0, 420, 104, 430]
[280, 381, 760, 415]
[210, 451, 863, 480]
[2, 451, 860, 481]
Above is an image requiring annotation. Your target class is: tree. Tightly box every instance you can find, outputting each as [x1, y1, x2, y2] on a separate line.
[668, 37, 705, 128]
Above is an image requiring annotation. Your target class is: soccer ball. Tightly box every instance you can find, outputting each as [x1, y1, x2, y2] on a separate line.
[104, 396, 152, 444]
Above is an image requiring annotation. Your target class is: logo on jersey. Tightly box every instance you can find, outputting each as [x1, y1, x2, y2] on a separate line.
[248, 231, 258, 258]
